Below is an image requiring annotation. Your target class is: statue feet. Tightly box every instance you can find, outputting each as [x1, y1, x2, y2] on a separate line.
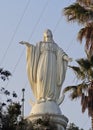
[37, 97, 54, 104]
[37, 98, 46, 103]
[46, 97, 52, 101]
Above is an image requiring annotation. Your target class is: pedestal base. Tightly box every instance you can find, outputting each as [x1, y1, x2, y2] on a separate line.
[26, 100, 68, 130]
[26, 113, 68, 130]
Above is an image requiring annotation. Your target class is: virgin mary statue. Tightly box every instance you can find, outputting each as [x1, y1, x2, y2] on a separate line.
[19, 29, 72, 105]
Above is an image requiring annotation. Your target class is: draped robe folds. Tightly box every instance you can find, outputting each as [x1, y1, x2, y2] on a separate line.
[26, 42, 68, 102]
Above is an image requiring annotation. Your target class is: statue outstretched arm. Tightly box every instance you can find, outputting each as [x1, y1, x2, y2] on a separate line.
[19, 41, 34, 47]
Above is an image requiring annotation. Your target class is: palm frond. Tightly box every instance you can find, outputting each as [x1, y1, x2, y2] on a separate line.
[77, 83, 88, 95]
[81, 95, 88, 112]
[77, 0, 92, 6]
[90, 56, 93, 65]
[88, 69, 93, 79]
[81, 93, 85, 105]
[70, 57, 93, 80]
[64, 83, 87, 100]
[69, 65, 86, 80]
[76, 58, 91, 70]
[88, 97, 93, 117]
[88, 85, 93, 96]
[63, 3, 93, 24]
[64, 85, 79, 100]
[77, 28, 87, 43]
[78, 22, 93, 56]
[63, 85, 77, 93]
[70, 90, 79, 100]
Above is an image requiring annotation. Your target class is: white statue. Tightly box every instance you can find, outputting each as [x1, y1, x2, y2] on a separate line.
[19, 29, 72, 105]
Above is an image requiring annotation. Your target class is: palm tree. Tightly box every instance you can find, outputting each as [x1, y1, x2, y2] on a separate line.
[77, 22, 93, 57]
[64, 55, 93, 129]
[63, 0, 93, 129]
[63, 0, 93, 56]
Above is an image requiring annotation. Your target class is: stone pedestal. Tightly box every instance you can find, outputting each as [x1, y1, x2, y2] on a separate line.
[26, 101, 68, 130]
[27, 113, 68, 130]
[30, 100, 61, 115]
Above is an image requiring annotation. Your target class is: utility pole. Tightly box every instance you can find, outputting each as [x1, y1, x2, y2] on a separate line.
[21, 88, 25, 118]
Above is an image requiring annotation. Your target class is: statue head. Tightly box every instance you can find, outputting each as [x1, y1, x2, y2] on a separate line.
[43, 29, 53, 42]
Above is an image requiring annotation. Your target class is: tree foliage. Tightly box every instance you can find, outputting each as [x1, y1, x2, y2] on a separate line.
[0, 68, 11, 81]
[0, 87, 58, 130]
[64, 3, 93, 24]
[63, 0, 93, 57]
[66, 123, 84, 130]
[64, 55, 93, 129]
[64, 55, 93, 116]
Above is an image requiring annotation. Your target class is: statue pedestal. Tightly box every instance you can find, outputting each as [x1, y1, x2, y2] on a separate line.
[27, 113, 68, 130]
[30, 100, 61, 115]
[26, 101, 68, 130]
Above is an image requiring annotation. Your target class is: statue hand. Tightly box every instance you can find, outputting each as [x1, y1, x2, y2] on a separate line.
[19, 41, 31, 46]
[19, 41, 26, 45]
[68, 57, 72, 62]
[63, 55, 72, 62]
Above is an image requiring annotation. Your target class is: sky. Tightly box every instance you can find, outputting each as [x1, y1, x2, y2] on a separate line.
[0, 0, 91, 129]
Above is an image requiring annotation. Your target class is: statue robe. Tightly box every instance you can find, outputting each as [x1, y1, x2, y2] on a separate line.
[26, 41, 68, 102]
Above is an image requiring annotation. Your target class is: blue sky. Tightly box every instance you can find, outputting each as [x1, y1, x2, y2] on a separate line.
[0, 0, 91, 129]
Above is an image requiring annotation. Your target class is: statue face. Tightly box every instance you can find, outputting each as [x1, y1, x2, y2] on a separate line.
[43, 29, 53, 42]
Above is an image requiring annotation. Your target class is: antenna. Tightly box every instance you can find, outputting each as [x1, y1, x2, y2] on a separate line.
[21, 88, 25, 118]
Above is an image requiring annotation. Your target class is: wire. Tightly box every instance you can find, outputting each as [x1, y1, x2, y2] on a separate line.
[4, 0, 50, 90]
[66, 33, 77, 52]
[14, 0, 50, 96]
[12, 48, 25, 74]
[0, 0, 31, 65]
[53, 16, 62, 33]
[12, 0, 50, 76]
[28, 0, 49, 41]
